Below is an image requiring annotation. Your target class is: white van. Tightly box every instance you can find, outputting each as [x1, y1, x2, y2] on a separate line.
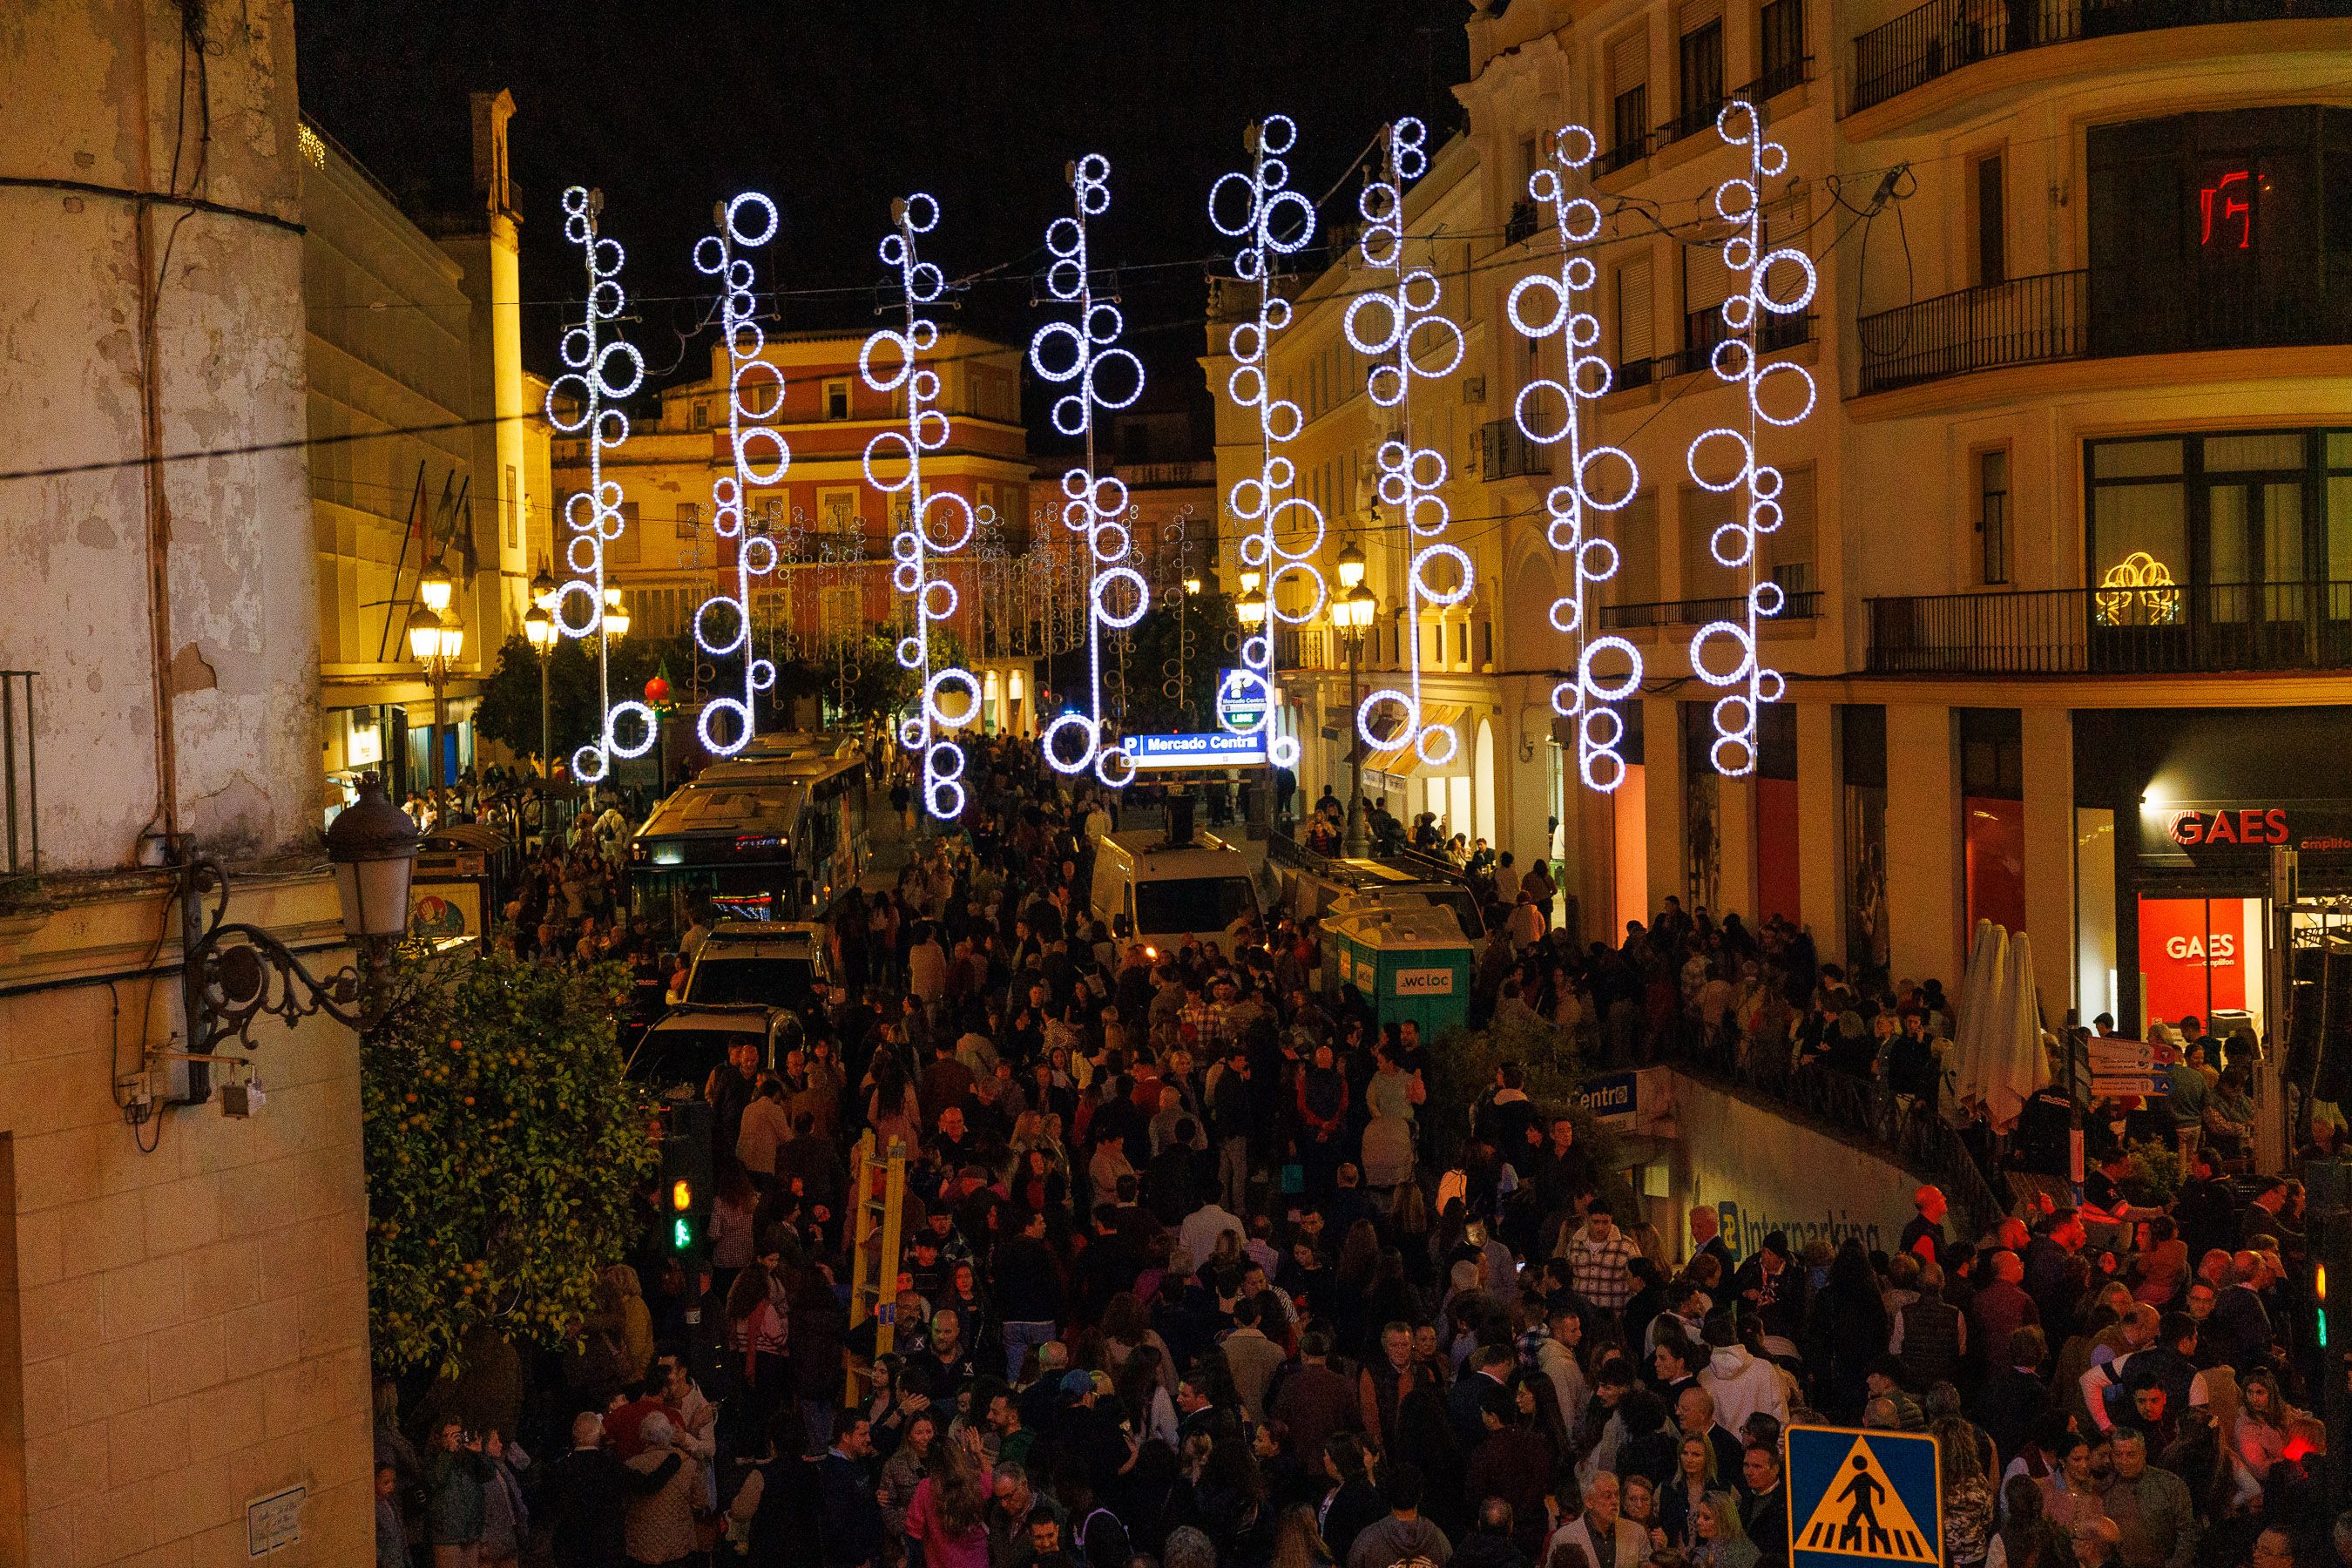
[1090, 828, 1260, 958]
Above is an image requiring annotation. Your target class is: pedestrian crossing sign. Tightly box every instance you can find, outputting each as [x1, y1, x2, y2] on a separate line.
[1786, 1425, 1942, 1568]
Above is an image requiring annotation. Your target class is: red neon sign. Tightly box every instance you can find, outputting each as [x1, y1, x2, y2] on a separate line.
[2200, 170, 2253, 250]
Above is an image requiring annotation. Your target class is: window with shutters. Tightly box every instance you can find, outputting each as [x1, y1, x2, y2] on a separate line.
[1673, 0, 1725, 143]
[1617, 257, 1655, 378]
[1977, 448, 2011, 585]
[1767, 466, 1817, 601]
[692, 400, 710, 430]
[609, 502, 641, 565]
[824, 379, 851, 420]
[675, 501, 701, 538]
[820, 488, 858, 534]
[1683, 237, 1737, 365]
[1605, 491, 1660, 607]
[1608, 30, 1649, 166]
[1760, 0, 1808, 94]
[820, 585, 862, 639]
[1680, 484, 1740, 608]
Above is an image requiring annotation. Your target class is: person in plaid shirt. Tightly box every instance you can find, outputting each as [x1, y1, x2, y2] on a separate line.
[1564, 1204, 1639, 1310]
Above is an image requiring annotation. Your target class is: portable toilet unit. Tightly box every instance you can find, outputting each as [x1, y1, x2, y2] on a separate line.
[1324, 896, 1473, 1035]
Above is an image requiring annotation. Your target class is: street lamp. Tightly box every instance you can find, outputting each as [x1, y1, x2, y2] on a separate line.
[601, 587, 630, 640]
[524, 604, 557, 778]
[530, 562, 558, 610]
[1182, 569, 1203, 598]
[407, 606, 464, 824]
[419, 561, 455, 617]
[1329, 570, 1380, 858]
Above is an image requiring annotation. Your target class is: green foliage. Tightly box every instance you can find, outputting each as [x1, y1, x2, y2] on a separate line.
[1424, 1011, 1641, 1217]
[473, 632, 693, 769]
[363, 946, 658, 1374]
[2125, 1137, 2186, 1203]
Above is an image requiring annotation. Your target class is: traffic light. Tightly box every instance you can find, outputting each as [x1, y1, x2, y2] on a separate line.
[657, 1097, 713, 1255]
[2313, 1211, 2352, 1493]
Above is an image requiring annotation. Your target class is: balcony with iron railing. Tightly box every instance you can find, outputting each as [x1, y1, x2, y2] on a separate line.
[1866, 580, 2352, 674]
[1852, 0, 2352, 112]
[1479, 419, 1553, 481]
[1602, 564, 1824, 632]
[1855, 268, 2352, 395]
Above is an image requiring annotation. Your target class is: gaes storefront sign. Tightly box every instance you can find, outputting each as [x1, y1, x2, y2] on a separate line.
[2146, 801, 2352, 856]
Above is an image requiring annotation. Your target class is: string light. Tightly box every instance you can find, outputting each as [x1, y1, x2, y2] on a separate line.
[1033, 155, 1147, 790]
[867, 193, 980, 820]
[685, 193, 787, 759]
[1348, 118, 1466, 772]
[1506, 124, 1644, 794]
[544, 186, 653, 783]
[1211, 114, 1323, 771]
[1685, 101, 1817, 778]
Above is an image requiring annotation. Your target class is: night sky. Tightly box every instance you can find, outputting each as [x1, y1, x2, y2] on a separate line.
[294, 1, 1471, 437]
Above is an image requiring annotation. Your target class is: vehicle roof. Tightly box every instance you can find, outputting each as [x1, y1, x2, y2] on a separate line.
[647, 1004, 776, 1035]
[696, 923, 821, 956]
[639, 781, 805, 840]
[1098, 829, 1252, 880]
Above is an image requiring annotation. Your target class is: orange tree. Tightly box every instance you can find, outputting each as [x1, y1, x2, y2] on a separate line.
[362, 947, 657, 1373]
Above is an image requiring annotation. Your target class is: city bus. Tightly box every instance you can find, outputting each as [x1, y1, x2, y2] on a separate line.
[628, 748, 870, 940]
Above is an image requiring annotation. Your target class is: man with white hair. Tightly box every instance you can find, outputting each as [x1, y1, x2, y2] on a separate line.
[623, 1412, 708, 1568]
[539, 1409, 680, 1568]
[1548, 1472, 1647, 1568]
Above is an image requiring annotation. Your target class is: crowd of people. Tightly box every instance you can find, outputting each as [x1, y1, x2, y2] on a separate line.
[371, 735, 2341, 1568]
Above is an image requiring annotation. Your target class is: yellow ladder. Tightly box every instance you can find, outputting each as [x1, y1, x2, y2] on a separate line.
[845, 1131, 909, 1403]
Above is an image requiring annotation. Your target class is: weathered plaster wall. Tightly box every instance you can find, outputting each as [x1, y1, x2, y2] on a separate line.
[0, 0, 321, 868]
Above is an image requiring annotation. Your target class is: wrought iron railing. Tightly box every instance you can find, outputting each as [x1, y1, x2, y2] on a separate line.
[0, 672, 38, 880]
[1657, 1019, 2008, 1238]
[1856, 270, 2086, 394]
[1602, 584, 1823, 631]
[1504, 201, 1539, 247]
[1865, 580, 2352, 674]
[1673, 308, 1813, 380]
[1480, 419, 1553, 481]
[1853, 0, 2352, 111]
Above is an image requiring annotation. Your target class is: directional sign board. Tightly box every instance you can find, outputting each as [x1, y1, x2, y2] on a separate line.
[1787, 1424, 1942, 1568]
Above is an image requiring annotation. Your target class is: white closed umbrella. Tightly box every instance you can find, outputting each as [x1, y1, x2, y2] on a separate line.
[1989, 928, 2054, 1131]
[1954, 918, 2005, 1094]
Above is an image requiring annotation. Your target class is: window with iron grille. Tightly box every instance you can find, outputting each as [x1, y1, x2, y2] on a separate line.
[1977, 449, 2010, 585]
[1676, 3, 1724, 139]
[1760, 0, 1806, 94]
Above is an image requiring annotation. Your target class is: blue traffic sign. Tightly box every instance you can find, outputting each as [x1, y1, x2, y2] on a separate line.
[1787, 1424, 1942, 1568]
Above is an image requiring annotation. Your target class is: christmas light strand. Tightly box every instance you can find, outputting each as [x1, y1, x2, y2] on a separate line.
[689, 192, 788, 758]
[865, 193, 980, 820]
[1209, 114, 1322, 770]
[544, 186, 652, 784]
[1032, 155, 1147, 788]
[1342, 118, 1468, 771]
[1685, 101, 1817, 777]
[1505, 125, 1644, 794]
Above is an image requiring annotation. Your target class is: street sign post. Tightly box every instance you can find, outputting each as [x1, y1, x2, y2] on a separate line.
[1788, 1424, 1943, 1568]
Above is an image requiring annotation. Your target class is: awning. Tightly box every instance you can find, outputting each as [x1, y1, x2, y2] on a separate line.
[1362, 702, 1473, 779]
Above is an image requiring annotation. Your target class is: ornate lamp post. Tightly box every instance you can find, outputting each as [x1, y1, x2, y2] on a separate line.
[1332, 540, 1376, 857]
[523, 604, 556, 778]
[406, 606, 464, 824]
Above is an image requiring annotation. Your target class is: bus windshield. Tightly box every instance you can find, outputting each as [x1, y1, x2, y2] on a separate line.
[1136, 875, 1257, 936]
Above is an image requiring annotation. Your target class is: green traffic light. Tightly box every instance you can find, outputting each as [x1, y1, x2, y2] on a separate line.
[673, 1217, 693, 1251]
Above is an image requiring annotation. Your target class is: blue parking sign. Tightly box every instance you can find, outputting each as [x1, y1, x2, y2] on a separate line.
[1786, 1425, 1942, 1568]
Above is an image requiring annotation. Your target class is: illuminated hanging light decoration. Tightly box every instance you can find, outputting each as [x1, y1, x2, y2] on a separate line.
[1208, 114, 1323, 769]
[1031, 154, 1148, 788]
[1505, 123, 1644, 794]
[1342, 118, 1468, 772]
[866, 193, 981, 820]
[1686, 100, 1816, 777]
[689, 192, 788, 758]
[544, 186, 652, 784]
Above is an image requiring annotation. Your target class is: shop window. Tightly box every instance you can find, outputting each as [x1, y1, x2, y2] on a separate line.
[2137, 896, 2259, 1035]
[1977, 449, 2011, 585]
